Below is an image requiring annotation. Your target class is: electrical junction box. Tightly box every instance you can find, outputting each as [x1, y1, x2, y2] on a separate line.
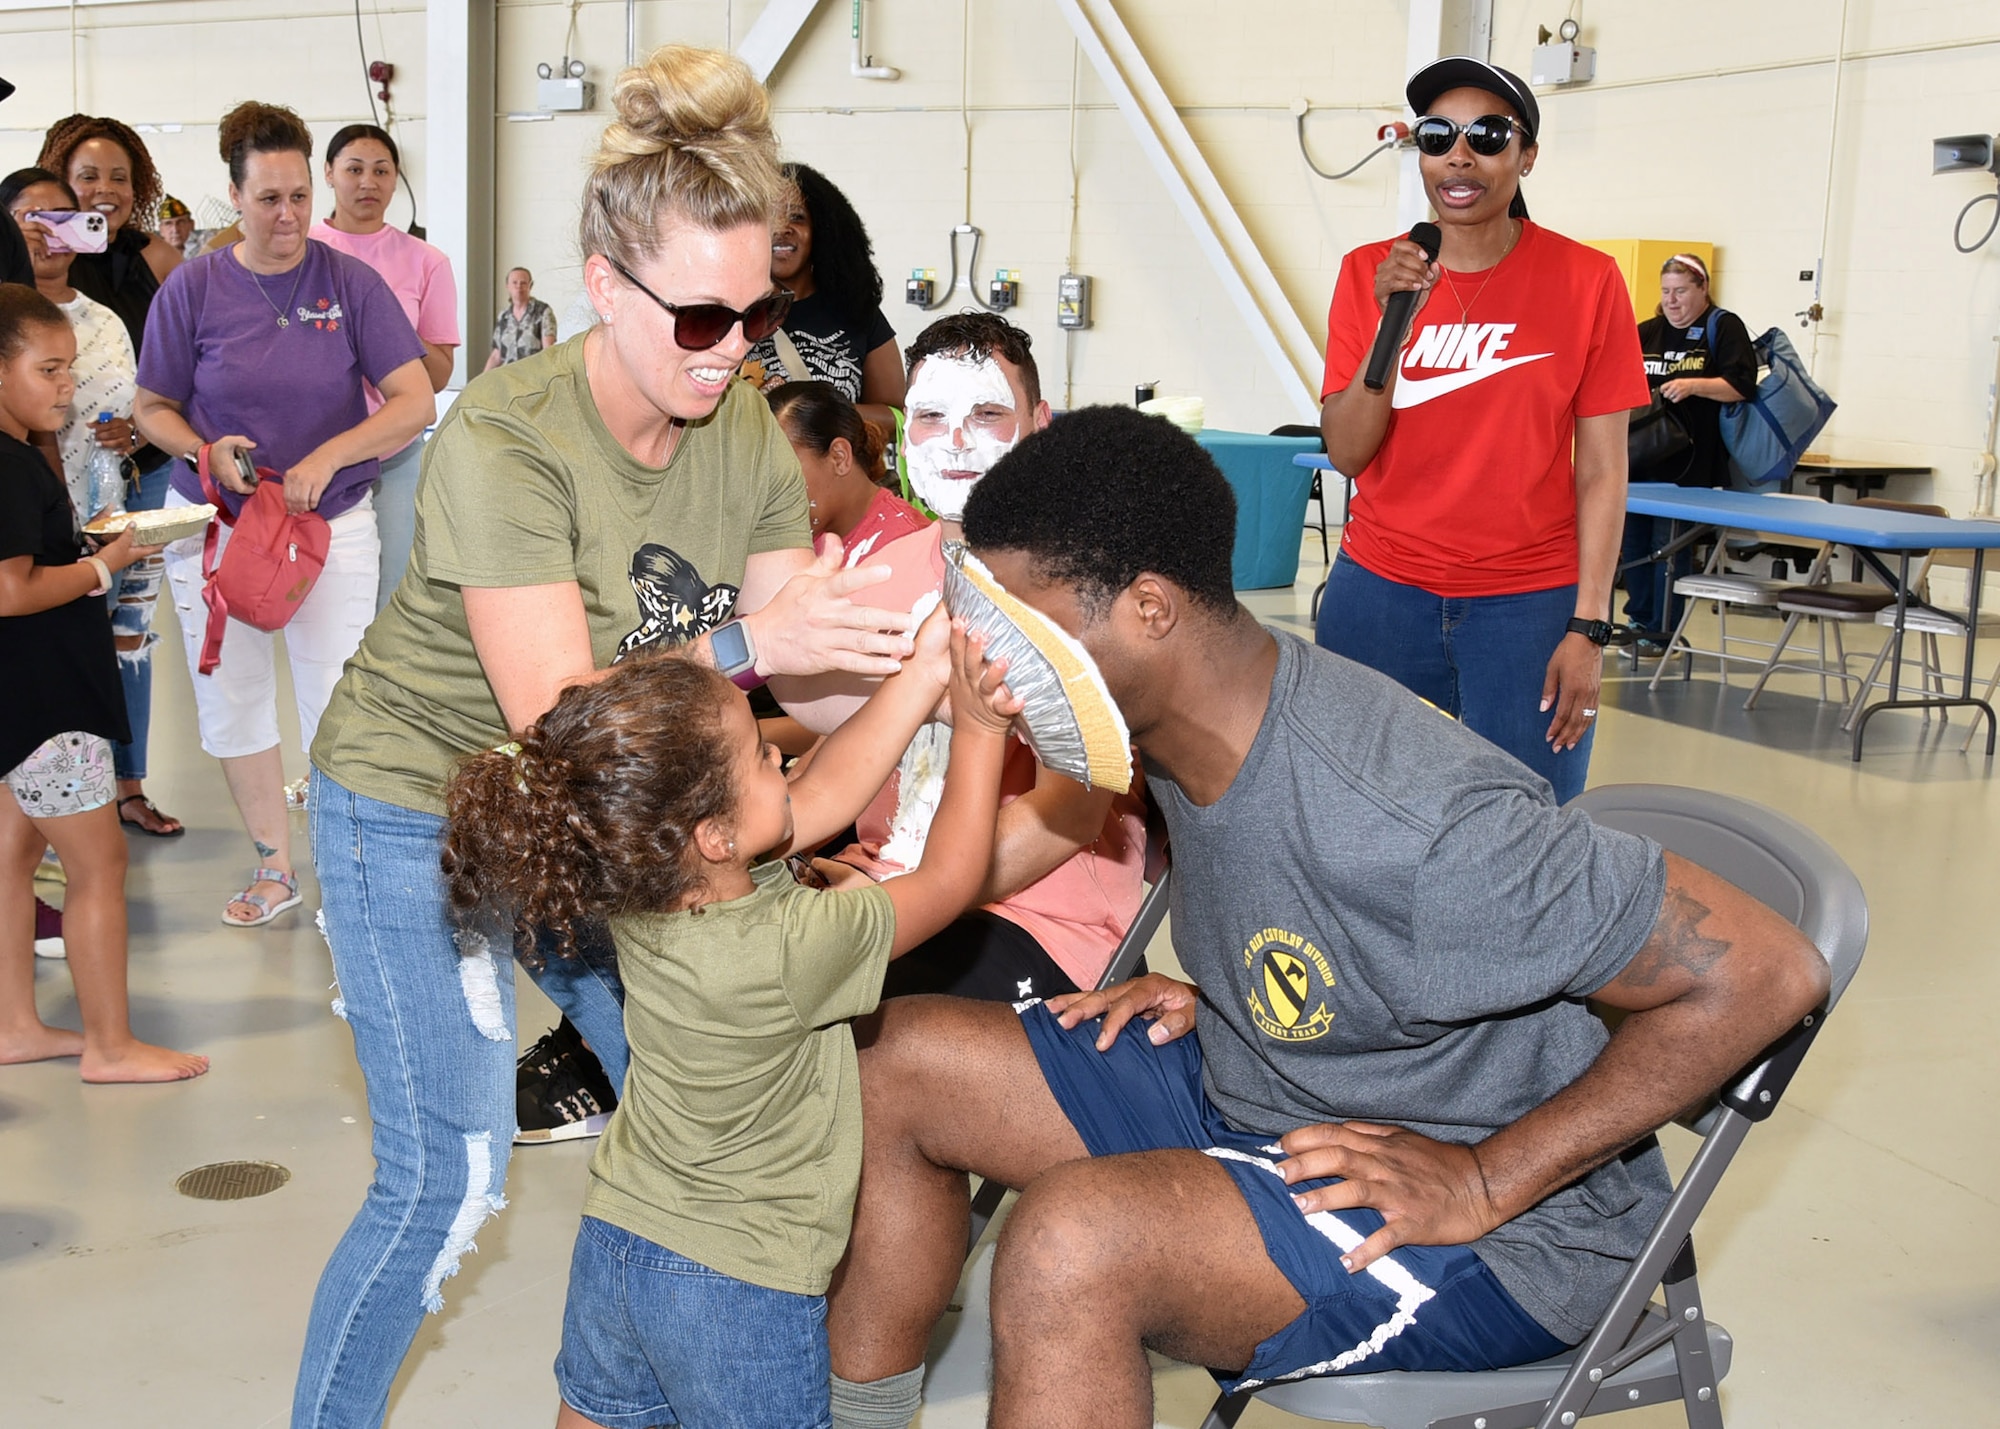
[538, 77, 595, 112]
[988, 270, 1021, 310]
[1530, 40, 1595, 87]
[905, 269, 937, 307]
[1056, 273, 1092, 329]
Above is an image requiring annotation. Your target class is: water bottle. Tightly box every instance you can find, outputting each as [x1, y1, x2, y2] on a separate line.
[87, 412, 126, 518]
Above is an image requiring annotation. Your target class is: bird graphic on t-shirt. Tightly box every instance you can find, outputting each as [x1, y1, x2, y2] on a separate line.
[616, 543, 738, 660]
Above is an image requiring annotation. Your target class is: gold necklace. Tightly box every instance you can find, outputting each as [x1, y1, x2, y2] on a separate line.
[1439, 220, 1520, 328]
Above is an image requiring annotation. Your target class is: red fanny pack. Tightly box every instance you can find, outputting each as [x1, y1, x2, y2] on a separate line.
[196, 445, 331, 676]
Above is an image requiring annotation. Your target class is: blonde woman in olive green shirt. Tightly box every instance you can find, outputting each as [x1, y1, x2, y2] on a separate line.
[291, 47, 918, 1425]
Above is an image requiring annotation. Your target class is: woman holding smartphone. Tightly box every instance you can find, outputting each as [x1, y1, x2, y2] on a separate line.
[1, 170, 141, 529]
[133, 101, 432, 930]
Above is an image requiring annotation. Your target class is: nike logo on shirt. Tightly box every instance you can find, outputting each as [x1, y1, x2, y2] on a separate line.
[1392, 352, 1553, 408]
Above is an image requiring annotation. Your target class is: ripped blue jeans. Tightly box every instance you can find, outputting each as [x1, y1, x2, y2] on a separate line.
[110, 456, 173, 782]
[296, 768, 518, 1429]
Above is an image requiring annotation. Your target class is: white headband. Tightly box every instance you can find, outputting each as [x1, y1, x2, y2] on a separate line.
[1667, 252, 1709, 284]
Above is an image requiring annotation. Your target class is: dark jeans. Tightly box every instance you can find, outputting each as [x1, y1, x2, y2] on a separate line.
[1315, 557, 1594, 804]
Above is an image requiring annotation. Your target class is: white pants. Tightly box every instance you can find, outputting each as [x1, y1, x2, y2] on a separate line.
[162, 488, 380, 760]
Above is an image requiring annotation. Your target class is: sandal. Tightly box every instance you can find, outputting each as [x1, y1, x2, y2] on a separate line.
[118, 794, 186, 838]
[223, 867, 302, 928]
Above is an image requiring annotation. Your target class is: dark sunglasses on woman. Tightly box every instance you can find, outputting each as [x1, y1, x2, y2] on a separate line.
[608, 257, 794, 350]
[1412, 113, 1527, 158]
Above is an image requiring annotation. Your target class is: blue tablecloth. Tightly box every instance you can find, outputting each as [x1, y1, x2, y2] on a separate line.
[1197, 430, 1321, 589]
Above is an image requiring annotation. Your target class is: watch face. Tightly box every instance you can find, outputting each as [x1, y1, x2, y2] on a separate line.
[711, 620, 750, 672]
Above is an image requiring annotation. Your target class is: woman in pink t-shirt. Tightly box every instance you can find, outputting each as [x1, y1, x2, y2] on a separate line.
[311, 124, 460, 613]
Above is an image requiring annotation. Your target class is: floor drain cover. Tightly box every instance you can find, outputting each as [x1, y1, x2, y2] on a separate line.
[175, 1160, 291, 1200]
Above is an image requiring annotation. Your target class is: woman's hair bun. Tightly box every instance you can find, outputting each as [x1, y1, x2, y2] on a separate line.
[599, 44, 773, 164]
[581, 45, 785, 266]
[217, 101, 314, 188]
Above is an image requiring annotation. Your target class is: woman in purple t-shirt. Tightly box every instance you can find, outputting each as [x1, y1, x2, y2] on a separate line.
[134, 102, 431, 928]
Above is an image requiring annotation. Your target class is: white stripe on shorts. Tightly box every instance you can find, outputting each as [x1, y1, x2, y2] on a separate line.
[1204, 1144, 1437, 1390]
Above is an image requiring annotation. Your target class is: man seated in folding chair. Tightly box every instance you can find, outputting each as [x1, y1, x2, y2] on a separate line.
[823, 407, 1830, 1429]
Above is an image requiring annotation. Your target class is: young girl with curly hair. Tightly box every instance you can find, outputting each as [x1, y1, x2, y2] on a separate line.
[443, 610, 1018, 1428]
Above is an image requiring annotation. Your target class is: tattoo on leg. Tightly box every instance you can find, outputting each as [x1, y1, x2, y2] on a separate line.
[1626, 885, 1732, 986]
[254, 839, 279, 862]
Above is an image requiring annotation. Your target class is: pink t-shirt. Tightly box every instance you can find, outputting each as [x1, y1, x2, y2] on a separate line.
[838, 485, 929, 569]
[834, 524, 1148, 989]
[310, 222, 459, 440]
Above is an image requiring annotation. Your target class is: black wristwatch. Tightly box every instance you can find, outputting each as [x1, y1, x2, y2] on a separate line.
[1566, 617, 1615, 646]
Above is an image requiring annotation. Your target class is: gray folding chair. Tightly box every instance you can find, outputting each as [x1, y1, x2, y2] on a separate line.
[1197, 783, 1868, 1429]
[965, 843, 1172, 1254]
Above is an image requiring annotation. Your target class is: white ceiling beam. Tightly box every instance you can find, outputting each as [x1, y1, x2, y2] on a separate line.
[1053, 0, 1319, 420]
[737, 0, 824, 85]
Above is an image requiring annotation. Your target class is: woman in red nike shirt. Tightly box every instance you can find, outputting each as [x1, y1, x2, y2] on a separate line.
[1314, 58, 1647, 803]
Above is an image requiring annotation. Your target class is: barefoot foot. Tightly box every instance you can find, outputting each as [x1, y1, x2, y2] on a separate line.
[0, 1024, 87, 1064]
[80, 1041, 210, 1083]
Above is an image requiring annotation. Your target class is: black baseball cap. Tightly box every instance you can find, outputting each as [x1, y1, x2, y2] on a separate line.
[1406, 57, 1539, 141]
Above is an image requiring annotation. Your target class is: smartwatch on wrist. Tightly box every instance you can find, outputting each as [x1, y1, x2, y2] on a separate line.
[709, 619, 766, 691]
[1566, 617, 1615, 647]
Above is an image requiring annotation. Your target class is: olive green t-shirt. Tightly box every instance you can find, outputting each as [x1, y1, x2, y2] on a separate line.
[312, 336, 810, 813]
[585, 861, 896, 1296]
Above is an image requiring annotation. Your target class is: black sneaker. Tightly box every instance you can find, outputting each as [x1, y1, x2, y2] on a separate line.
[515, 1017, 618, 1144]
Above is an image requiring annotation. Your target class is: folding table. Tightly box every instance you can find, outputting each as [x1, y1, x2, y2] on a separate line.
[1627, 483, 2000, 759]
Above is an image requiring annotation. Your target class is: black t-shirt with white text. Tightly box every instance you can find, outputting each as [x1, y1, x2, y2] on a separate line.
[745, 293, 896, 401]
[1637, 308, 1757, 487]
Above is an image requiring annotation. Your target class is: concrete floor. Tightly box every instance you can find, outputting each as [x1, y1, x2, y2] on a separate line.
[4, 537, 1997, 1427]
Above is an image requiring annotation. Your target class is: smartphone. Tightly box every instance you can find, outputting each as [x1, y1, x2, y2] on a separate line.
[232, 448, 259, 488]
[24, 209, 108, 254]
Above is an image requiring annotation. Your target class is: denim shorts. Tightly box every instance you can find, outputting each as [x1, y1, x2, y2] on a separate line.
[555, 1216, 832, 1429]
[1019, 1004, 1567, 1395]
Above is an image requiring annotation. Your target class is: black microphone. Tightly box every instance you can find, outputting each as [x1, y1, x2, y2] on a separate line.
[1362, 222, 1442, 392]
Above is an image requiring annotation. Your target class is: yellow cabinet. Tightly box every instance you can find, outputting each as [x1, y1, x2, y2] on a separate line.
[1583, 239, 1715, 323]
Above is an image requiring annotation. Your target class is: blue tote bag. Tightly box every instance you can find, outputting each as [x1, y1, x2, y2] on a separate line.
[1719, 324, 1837, 488]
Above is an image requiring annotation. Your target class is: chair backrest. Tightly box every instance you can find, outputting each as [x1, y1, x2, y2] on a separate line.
[1850, 498, 1952, 587]
[1267, 423, 1326, 451]
[1573, 783, 1864, 1002]
[1853, 497, 1950, 520]
[1095, 800, 1172, 990]
[1571, 784, 1867, 1127]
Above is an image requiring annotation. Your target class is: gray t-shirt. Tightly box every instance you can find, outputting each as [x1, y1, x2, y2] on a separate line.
[1153, 630, 1671, 1344]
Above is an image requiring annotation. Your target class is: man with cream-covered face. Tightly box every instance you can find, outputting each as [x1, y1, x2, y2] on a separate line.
[902, 343, 1044, 526]
[819, 313, 1144, 1011]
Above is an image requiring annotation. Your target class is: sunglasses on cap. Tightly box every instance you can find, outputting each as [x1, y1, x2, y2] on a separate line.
[1412, 113, 1527, 157]
[607, 257, 794, 350]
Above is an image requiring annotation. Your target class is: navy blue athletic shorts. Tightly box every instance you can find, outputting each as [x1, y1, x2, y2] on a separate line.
[1018, 1003, 1568, 1393]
